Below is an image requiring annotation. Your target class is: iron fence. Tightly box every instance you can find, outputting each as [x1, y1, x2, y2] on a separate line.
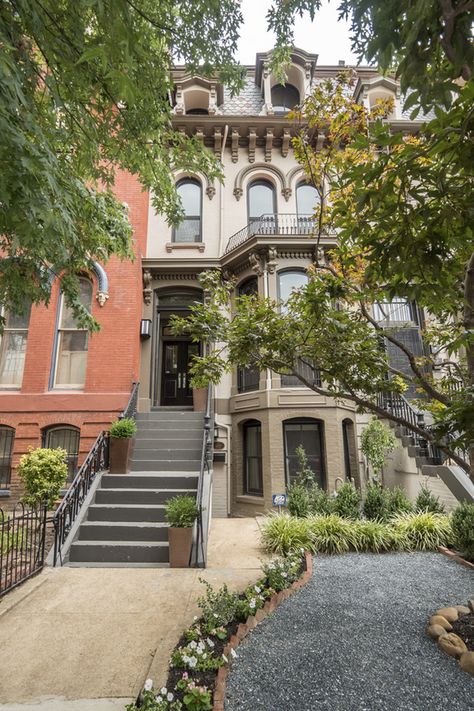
[225, 213, 317, 254]
[0, 503, 47, 597]
[53, 430, 109, 565]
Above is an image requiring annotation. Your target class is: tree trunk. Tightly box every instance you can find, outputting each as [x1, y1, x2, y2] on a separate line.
[464, 251, 474, 483]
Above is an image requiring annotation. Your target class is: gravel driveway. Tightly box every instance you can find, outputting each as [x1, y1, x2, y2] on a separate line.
[225, 553, 474, 711]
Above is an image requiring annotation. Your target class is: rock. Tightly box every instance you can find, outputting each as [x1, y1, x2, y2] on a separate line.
[459, 651, 474, 677]
[468, 599, 474, 613]
[427, 624, 448, 640]
[438, 633, 468, 658]
[455, 605, 471, 616]
[429, 615, 452, 630]
[435, 607, 459, 622]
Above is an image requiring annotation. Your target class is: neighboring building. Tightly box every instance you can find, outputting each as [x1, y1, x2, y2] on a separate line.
[0, 48, 450, 512]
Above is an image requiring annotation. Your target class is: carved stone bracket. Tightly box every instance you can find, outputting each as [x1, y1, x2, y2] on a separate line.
[213, 127, 222, 156]
[143, 269, 152, 305]
[206, 185, 216, 200]
[265, 128, 274, 162]
[248, 128, 256, 163]
[233, 187, 243, 201]
[266, 246, 278, 274]
[231, 127, 239, 163]
[281, 187, 292, 202]
[281, 129, 291, 158]
[249, 251, 264, 276]
[96, 292, 109, 307]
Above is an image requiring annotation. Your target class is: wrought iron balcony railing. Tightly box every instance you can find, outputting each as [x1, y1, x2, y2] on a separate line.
[225, 214, 317, 254]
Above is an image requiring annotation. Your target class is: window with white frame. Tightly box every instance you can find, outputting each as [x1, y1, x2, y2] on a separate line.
[54, 277, 92, 388]
[0, 304, 31, 387]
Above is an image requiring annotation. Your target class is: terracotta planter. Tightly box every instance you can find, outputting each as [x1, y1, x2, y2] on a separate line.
[192, 387, 208, 412]
[109, 437, 133, 474]
[168, 527, 193, 567]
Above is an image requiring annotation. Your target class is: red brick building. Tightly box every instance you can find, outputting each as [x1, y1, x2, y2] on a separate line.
[0, 170, 147, 503]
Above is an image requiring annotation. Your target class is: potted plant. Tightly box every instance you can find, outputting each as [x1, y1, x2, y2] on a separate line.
[192, 386, 208, 412]
[165, 494, 198, 567]
[17, 447, 68, 510]
[108, 417, 137, 474]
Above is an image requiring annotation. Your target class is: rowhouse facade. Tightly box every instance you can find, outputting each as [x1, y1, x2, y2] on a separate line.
[2, 48, 445, 512]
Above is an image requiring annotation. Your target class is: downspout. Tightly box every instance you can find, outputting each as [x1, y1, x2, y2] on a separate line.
[218, 124, 229, 255]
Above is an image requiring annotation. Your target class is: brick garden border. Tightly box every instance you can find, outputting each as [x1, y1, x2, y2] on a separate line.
[213, 551, 314, 711]
[438, 546, 474, 572]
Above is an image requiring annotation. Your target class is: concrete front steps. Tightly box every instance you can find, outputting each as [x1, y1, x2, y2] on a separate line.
[68, 410, 203, 566]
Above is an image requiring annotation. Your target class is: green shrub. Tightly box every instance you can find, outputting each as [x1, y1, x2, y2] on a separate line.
[361, 418, 397, 477]
[332, 482, 361, 520]
[307, 514, 357, 554]
[363, 482, 389, 521]
[17, 447, 68, 508]
[351, 519, 401, 553]
[308, 484, 333, 515]
[415, 485, 446, 514]
[390, 511, 452, 550]
[165, 495, 198, 528]
[260, 513, 312, 554]
[451, 502, 474, 562]
[261, 551, 302, 591]
[387, 486, 413, 516]
[197, 577, 238, 630]
[287, 481, 310, 518]
[109, 417, 137, 438]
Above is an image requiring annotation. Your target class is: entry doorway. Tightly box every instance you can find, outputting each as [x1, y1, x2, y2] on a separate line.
[161, 341, 199, 406]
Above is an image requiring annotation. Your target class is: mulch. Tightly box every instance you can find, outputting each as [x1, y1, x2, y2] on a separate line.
[451, 612, 474, 652]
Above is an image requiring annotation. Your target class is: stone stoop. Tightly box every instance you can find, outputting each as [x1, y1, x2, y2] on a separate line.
[68, 410, 204, 566]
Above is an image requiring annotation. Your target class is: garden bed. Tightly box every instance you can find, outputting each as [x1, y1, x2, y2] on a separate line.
[127, 550, 312, 711]
[452, 613, 474, 652]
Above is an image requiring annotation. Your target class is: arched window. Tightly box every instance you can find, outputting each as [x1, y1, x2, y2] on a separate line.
[0, 304, 31, 387]
[0, 426, 14, 489]
[271, 84, 300, 114]
[296, 182, 320, 234]
[173, 179, 202, 243]
[237, 278, 260, 393]
[283, 418, 325, 488]
[278, 269, 308, 305]
[54, 277, 92, 388]
[243, 419, 263, 496]
[43, 425, 80, 482]
[247, 180, 276, 222]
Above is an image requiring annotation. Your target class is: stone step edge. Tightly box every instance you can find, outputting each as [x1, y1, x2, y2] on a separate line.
[70, 540, 169, 548]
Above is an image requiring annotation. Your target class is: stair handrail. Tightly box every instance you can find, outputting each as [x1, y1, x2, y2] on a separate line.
[192, 385, 213, 567]
[52, 430, 109, 566]
[119, 381, 139, 420]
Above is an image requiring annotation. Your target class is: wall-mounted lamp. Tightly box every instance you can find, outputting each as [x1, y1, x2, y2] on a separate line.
[140, 319, 152, 339]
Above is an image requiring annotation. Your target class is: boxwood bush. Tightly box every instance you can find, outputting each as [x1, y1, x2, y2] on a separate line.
[451, 502, 474, 562]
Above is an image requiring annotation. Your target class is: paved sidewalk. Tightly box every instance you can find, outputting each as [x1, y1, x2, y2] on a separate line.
[225, 552, 474, 711]
[0, 518, 265, 710]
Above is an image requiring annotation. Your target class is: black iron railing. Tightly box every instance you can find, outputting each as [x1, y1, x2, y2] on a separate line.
[225, 214, 317, 254]
[120, 381, 139, 420]
[53, 431, 109, 566]
[1, 503, 47, 597]
[192, 386, 213, 568]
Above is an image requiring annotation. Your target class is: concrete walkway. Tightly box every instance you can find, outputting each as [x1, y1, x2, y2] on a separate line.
[0, 518, 265, 710]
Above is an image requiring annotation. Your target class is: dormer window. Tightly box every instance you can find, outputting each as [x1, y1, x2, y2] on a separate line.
[271, 84, 300, 115]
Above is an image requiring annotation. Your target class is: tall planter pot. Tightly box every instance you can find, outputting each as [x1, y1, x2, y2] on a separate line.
[168, 527, 193, 568]
[109, 437, 133, 474]
[192, 386, 208, 412]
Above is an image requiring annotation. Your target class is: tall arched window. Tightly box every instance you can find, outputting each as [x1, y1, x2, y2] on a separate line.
[243, 419, 263, 496]
[247, 180, 276, 222]
[0, 426, 14, 489]
[296, 182, 320, 234]
[43, 425, 80, 482]
[0, 304, 31, 387]
[173, 178, 202, 243]
[277, 269, 308, 305]
[237, 278, 260, 393]
[271, 84, 300, 114]
[54, 277, 92, 388]
[283, 418, 325, 488]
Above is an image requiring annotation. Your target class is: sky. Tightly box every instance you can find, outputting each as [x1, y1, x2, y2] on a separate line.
[237, 0, 359, 66]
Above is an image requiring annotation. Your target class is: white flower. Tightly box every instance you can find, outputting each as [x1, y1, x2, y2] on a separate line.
[189, 641, 197, 650]
[188, 656, 197, 668]
[156, 696, 162, 704]
[193, 615, 198, 621]
[213, 613, 218, 618]
[230, 648, 238, 659]
[167, 692, 174, 702]
[160, 687, 167, 695]
[249, 599, 256, 609]
[282, 572, 288, 578]
[206, 637, 215, 648]
[144, 679, 153, 691]
[254, 585, 261, 593]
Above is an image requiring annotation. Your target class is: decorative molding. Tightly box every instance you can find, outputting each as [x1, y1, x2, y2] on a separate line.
[206, 185, 216, 200]
[248, 251, 264, 276]
[281, 129, 290, 158]
[231, 127, 239, 163]
[265, 128, 273, 162]
[233, 162, 287, 200]
[248, 127, 257, 163]
[281, 187, 292, 202]
[143, 269, 152, 304]
[286, 165, 307, 190]
[266, 246, 278, 274]
[91, 261, 109, 306]
[213, 127, 222, 155]
[165, 242, 206, 253]
[95, 292, 109, 307]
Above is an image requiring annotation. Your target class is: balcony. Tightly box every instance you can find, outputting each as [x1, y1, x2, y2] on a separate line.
[224, 214, 318, 255]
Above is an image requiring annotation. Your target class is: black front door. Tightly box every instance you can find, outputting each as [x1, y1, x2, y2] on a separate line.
[161, 341, 199, 406]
